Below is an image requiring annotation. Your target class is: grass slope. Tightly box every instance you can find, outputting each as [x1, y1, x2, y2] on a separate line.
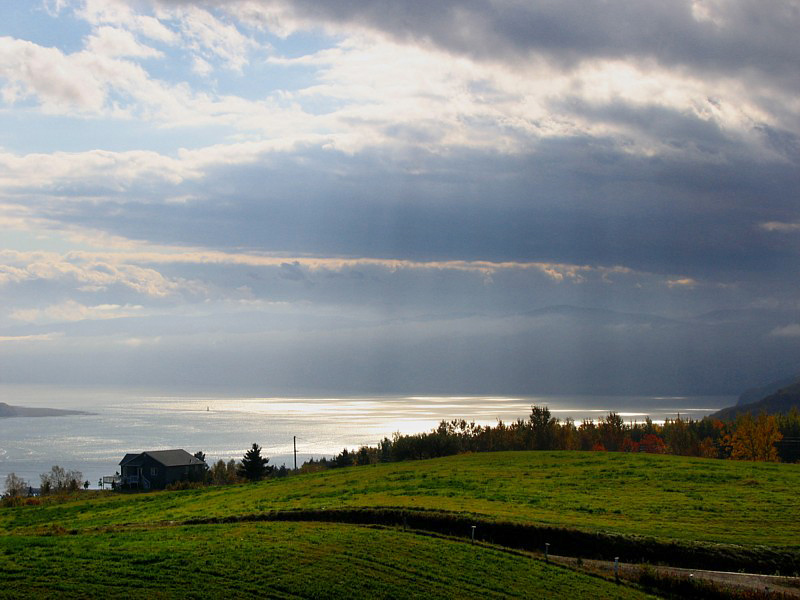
[2, 452, 798, 547]
[0, 521, 657, 599]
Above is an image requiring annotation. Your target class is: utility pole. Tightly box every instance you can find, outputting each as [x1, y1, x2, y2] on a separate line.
[293, 436, 297, 471]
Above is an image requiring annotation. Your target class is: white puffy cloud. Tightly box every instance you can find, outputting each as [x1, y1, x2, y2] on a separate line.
[81, 0, 258, 72]
[172, 4, 258, 72]
[0, 35, 187, 117]
[85, 26, 164, 58]
[0, 136, 336, 200]
[0, 37, 107, 112]
[0, 148, 190, 190]
[0, 250, 191, 297]
[0, 0, 792, 186]
[4, 0, 792, 153]
[79, 0, 179, 44]
[191, 55, 213, 76]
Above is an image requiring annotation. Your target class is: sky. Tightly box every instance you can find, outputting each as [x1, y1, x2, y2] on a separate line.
[1, 0, 799, 397]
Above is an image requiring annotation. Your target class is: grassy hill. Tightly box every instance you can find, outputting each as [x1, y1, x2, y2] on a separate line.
[0, 521, 656, 599]
[2, 450, 799, 597]
[2, 451, 797, 546]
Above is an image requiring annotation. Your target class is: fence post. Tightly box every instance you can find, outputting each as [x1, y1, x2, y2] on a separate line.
[545, 543, 550, 562]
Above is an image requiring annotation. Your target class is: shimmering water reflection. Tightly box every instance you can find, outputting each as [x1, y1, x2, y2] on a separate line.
[0, 386, 733, 489]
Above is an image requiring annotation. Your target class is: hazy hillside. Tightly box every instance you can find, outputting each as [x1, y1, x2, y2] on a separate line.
[0, 403, 90, 418]
[737, 375, 800, 405]
[712, 382, 800, 420]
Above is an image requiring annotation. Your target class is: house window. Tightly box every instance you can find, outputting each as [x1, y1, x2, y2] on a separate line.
[150, 467, 158, 476]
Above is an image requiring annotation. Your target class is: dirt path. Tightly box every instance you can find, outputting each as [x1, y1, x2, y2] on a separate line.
[549, 555, 800, 597]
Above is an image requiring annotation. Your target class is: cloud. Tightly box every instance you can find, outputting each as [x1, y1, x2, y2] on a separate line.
[0, 32, 263, 125]
[0, 37, 107, 112]
[760, 221, 800, 233]
[81, 0, 259, 71]
[10, 300, 144, 324]
[0, 332, 63, 343]
[770, 324, 800, 338]
[85, 26, 164, 59]
[7, 0, 795, 158]
[0, 250, 192, 297]
[42, 0, 70, 17]
[362, 2, 790, 70]
[172, 4, 258, 72]
[53, 247, 645, 284]
[0, 36, 183, 117]
[278, 261, 309, 282]
[191, 55, 213, 76]
[117, 336, 161, 346]
[22, 140, 792, 279]
[2, 301, 799, 395]
[0, 148, 191, 190]
[0, 0, 798, 395]
[667, 278, 697, 288]
[199, 1, 800, 101]
[0, 263, 30, 286]
[79, 0, 179, 44]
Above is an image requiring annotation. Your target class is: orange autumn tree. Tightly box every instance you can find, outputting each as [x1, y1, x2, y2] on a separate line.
[730, 413, 783, 462]
[639, 433, 667, 454]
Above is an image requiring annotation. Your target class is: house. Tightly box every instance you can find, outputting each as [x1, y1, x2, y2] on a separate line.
[119, 449, 206, 490]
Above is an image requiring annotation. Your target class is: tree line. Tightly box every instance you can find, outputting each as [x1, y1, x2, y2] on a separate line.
[195, 443, 291, 487]
[2, 466, 88, 506]
[160, 408, 799, 487]
[307, 406, 795, 470]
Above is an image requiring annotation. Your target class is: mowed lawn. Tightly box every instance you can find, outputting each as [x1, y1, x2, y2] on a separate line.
[2, 451, 799, 547]
[0, 521, 658, 599]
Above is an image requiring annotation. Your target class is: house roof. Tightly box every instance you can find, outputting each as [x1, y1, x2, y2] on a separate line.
[120, 453, 139, 466]
[119, 449, 204, 467]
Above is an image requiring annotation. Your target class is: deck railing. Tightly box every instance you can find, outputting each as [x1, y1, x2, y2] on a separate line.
[119, 474, 151, 489]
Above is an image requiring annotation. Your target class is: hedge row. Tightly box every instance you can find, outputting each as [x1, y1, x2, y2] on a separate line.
[183, 507, 800, 575]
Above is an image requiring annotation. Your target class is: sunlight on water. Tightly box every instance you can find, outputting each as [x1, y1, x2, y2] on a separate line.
[0, 385, 734, 489]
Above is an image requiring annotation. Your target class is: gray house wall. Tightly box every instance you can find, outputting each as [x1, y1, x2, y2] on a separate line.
[120, 453, 205, 490]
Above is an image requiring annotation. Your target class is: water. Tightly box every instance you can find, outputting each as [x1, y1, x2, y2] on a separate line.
[0, 385, 734, 489]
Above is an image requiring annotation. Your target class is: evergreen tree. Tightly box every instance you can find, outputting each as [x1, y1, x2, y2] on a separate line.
[238, 443, 272, 481]
[194, 450, 210, 482]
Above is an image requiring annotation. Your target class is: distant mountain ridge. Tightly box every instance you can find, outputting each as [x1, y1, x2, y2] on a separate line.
[0, 402, 92, 418]
[712, 380, 800, 421]
[737, 375, 800, 406]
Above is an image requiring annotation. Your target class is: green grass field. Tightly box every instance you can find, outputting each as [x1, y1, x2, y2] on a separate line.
[0, 521, 657, 599]
[2, 451, 799, 598]
[2, 451, 798, 547]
